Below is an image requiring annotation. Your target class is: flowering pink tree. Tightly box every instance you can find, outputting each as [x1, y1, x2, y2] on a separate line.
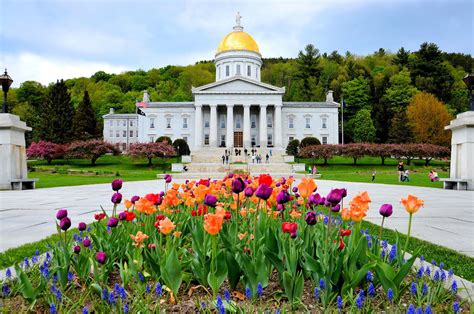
[66, 140, 120, 165]
[128, 142, 177, 166]
[26, 141, 66, 164]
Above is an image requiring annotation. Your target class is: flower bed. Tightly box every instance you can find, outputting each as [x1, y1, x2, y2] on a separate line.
[1, 175, 468, 313]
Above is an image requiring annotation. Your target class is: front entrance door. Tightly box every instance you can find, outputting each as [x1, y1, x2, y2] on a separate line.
[234, 132, 243, 147]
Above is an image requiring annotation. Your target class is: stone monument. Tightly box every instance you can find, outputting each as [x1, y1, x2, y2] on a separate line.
[442, 73, 474, 190]
[0, 70, 38, 190]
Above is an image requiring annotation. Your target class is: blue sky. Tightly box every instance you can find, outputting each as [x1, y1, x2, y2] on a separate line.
[0, 0, 472, 86]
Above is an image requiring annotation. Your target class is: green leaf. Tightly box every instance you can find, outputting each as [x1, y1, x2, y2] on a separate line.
[375, 263, 398, 298]
[393, 254, 418, 287]
[161, 249, 182, 297]
[293, 272, 305, 301]
[225, 251, 241, 289]
[263, 248, 284, 275]
[208, 251, 228, 296]
[282, 271, 293, 301]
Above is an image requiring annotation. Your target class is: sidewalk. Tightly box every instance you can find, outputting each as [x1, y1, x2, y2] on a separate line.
[1, 178, 473, 256]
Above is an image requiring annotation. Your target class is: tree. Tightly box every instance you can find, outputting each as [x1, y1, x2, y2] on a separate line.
[406, 92, 452, 146]
[285, 139, 300, 156]
[351, 109, 376, 143]
[128, 142, 177, 166]
[295, 44, 321, 100]
[299, 137, 321, 149]
[173, 139, 190, 156]
[72, 90, 99, 140]
[26, 141, 66, 164]
[341, 77, 371, 120]
[156, 136, 173, 144]
[66, 140, 120, 165]
[392, 47, 410, 67]
[382, 70, 418, 113]
[388, 110, 413, 143]
[38, 80, 75, 144]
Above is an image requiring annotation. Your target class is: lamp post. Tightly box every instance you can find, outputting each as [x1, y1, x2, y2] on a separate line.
[311, 151, 315, 172]
[463, 73, 474, 111]
[0, 69, 14, 114]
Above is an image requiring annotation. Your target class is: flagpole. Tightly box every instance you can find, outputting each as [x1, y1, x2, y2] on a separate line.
[341, 97, 344, 145]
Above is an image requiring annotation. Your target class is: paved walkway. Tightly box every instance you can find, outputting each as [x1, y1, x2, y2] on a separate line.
[0, 178, 473, 256]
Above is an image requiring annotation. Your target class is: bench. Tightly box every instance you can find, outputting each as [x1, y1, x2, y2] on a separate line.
[440, 178, 469, 190]
[10, 178, 39, 190]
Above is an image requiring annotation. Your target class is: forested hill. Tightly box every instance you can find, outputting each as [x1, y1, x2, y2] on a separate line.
[7, 42, 473, 145]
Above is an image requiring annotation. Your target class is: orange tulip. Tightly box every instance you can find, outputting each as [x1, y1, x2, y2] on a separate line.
[203, 213, 224, 235]
[130, 231, 149, 248]
[135, 198, 156, 215]
[297, 177, 317, 199]
[341, 207, 351, 221]
[401, 194, 424, 214]
[158, 217, 176, 235]
[290, 210, 302, 218]
[349, 203, 367, 222]
[124, 199, 133, 209]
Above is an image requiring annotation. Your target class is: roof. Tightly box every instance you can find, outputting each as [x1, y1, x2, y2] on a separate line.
[145, 102, 194, 108]
[192, 76, 285, 94]
[102, 113, 139, 118]
[283, 102, 340, 108]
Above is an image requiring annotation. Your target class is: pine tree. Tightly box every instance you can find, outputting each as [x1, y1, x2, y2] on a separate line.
[72, 90, 98, 140]
[388, 110, 413, 143]
[392, 47, 410, 67]
[296, 44, 321, 101]
[38, 80, 75, 144]
[351, 109, 376, 143]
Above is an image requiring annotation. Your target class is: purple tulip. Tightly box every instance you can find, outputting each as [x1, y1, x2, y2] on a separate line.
[56, 209, 68, 220]
[203, 194, 218, 207]
[294, 192, 300, 198]
[318, 197, 326, 205]
[244, 186, 254, 197]
[107, 217, 119, 228]
[78, 222, 87, 231]
[164, 174, 172, 183]
[73, 245, 81, 254]
[331, 204, 341, 213]
[281, 178, 286, 185]
[326, 189, 345, 205]
[111, 179, 123, 192]
[292, 187, 298, 193]
[324, 200, 331, 207]
[131, 195, 140, 203]
[308, 193, 321, 205]
[290, 231, 297, 239]
[341, 188, 347, 198]
[275, 182, 281, 187]
[60, 217, 71, 231]
[276, 204, 284, 211]
[96, 251, 106, 264]
[118, 212, 127, 220]
[232, 177, 246, 194]
[83, 239, 91, 247]
[305, 211, 317, 225]
[255, 184, 273, 200]
[276, 190, 291, 204]
[111, 192, 122, 204]
[379, 204, 393, 217]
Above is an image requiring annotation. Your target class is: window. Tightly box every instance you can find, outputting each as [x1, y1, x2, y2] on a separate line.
[218, 66, 221, 79]
[122, 143, 127, 151]
[130, 120, 133, 127]
[322, 117, 327, 129]
[267, 134, 273, 146]
[204, 119, 209, 128]
[116, 131, 120, 137]
[322, 136, 328, 144]
[166, 118, 171, 129]
[149, 136, 154, 142]
[267, 115, 272, 128]
[226, 65, 230, 77]
[305, 117, 311, 129]
[116, 120, 120, 126]
[236, 115, 242, 129]
[220, 116, 225, 128]
[150, 117, 155, 128]
[123, 120, 126, 126]
[109, 130, 113, 137]
[289, 136, 294, 141]
[221, 135, 226, 147]
[204, 134, 209, 145]
[236, 64, 241, 75]
[123, 130, 126, 137]
[251, 135, 256, 146]
[130, 130, 133, 137]
[183, 136, 188, 143]
[251, 115, 256, 128]
[247, 65, 251, 76]
[109, 120, 113, 126]
[288, 116, 294, 129]
[183, 117, 188, 129]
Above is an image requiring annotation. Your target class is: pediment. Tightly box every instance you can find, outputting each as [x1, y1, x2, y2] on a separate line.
[192, 77, 284, 94]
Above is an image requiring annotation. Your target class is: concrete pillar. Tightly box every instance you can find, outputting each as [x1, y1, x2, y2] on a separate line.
[274, 104, 283, 147]
[259, 104, 267, 148]
[194, 104, 203, 149]
[209, 104, 218, 147]
[226, 104, 234, 148]
[243, 104, 251, 148]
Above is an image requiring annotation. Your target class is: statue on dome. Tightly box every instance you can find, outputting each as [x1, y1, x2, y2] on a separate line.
[236, 12, 242, 27]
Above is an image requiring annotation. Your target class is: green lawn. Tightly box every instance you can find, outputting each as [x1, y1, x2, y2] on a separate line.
[296, 156, 449, 188]
[28, 155, 179, 188]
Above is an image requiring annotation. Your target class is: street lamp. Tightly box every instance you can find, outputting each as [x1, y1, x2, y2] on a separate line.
[0, 69, 14, 114]
[463, 73, 474, 111]
[311, 151, 315, 172]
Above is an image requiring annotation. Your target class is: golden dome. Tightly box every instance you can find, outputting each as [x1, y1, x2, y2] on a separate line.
[216, 30, 260, 54]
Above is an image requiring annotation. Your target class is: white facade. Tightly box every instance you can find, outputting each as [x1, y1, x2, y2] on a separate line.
[109, 18, 340, 150]
[102, 108, 139, 151]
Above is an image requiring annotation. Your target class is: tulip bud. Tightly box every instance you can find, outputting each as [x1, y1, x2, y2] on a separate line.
[292, 186, 298, 193]
[276, 190, 291, 204]
[60, 217, 71, 231]
[276, 204, 284, 211]
[83, 238, 91, 247]
[164, 174, 172, 183]
[290, 231, 297, 239]
[56, 209, 68, 220]
[305, 211, 317, 225]
[244, 187, 254, 197]
[73, 245, 81, 254]
[111, 179, 123, 191]
[331, 204, 341, 213]
[255, 184, 273, 200]
[107, 217, 119, 228]
[232, 177, 246, 194]
[379, 204, 393, 217]
[203, 194, 217, 207]
[326, 188, 344, 205]
[78, 222, 87, 231]
[96, 251, 106, 264]
[111, 192, 122, 204]
[131, 195, 140, 203]
[118, 212, 127, 220]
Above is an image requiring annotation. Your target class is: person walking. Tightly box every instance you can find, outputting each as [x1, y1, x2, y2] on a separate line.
[225, 154, 229, 164]
[269, 149, 272, 157]
[222, 155, 225, 165]
[401, 169, 410, 182]
[265, 153, 269, 163]
[371, 169, 377, 182]
[312, 165, 317, 177]
[397, 161, 404, 182]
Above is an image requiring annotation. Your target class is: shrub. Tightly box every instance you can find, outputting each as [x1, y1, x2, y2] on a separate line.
[66, 140, 120, 165]
[173, 138, 191, 156]
[128, 142, 177, 166]
[299, 144, 336, 165]
[299, 137, 321, 149]
[286, 139, 300, 156]
[26, 141, 66, 164]
[156, 136, 172, 144]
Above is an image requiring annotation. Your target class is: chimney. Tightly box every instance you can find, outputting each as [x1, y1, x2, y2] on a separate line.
[326, 90, 334, 103]
[143, 90, 150, 103]
[109, 107, 115, 114]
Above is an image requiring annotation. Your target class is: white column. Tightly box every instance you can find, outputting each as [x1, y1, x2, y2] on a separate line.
[194, 104, 203, 149]
[243, 104, 251, 148]
[226, 104, 234, 148]
[274, 104, 283, 148]
[259, 105, 267, 148]
[209, 104, 218, 147]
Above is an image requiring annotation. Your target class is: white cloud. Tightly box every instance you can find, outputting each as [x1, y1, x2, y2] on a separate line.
[4, 52, 129, 87]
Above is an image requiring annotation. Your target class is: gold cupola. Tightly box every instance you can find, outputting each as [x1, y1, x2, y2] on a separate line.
[216, 13, 260, 55]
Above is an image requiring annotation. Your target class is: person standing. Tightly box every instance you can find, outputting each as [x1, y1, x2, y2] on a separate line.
[402, 169, 410, 182]
[312, 165, 317, 177]
[397, 161, 404, 181]
[269, 149, 272, 157]
[265, 153, 269, 163]
[222, 155, 225, 164]
[371, 169, 376, 182]
[225, 154, 229, 164]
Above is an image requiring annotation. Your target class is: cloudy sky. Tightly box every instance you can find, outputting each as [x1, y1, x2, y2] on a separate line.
[0, 0, 472, 87]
